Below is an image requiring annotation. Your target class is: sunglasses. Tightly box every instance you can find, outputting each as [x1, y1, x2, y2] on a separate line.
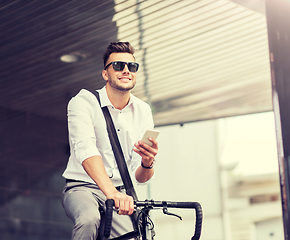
[104, 61, 139, 72]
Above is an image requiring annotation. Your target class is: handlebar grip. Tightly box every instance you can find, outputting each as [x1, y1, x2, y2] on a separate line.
[191, 203, 202, 240]
[104, 199, 114, 238]
[165, 202, 202, 240]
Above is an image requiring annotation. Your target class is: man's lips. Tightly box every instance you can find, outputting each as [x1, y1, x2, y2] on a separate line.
[118, 77, 131, 82]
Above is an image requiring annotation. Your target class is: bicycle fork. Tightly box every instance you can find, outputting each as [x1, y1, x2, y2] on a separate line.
[140, 208, 153, 240]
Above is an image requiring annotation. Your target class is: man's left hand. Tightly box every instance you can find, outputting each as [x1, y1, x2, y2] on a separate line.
[134, 137, 158, 167]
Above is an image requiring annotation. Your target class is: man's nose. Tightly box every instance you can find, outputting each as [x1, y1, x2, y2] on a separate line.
[122, 64, 130, 73]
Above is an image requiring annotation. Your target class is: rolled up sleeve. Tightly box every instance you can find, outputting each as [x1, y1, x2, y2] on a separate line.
[68, 96, 100, 164]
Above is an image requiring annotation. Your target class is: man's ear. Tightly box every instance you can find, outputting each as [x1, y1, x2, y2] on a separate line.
[102, 70, 108, 81]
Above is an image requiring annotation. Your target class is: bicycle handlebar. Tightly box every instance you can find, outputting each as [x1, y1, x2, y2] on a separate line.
[104, 199, 202, 240]
[104, 199, 115, 238]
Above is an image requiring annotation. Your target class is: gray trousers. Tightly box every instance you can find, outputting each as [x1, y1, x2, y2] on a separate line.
[62, 181, 135, 240]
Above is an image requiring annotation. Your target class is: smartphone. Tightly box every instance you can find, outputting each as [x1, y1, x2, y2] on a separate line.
[141, 129, 159, 146]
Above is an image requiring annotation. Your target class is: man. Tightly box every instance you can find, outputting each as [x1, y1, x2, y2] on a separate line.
[62, 42, 158, 240]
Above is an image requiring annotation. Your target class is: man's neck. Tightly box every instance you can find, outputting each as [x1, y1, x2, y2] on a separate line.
[106, 85, 131, 110]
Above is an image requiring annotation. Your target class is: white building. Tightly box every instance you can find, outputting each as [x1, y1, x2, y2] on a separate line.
[135, 112, 284, 240]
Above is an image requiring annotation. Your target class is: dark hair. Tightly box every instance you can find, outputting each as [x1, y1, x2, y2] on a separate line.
[103, 42, 135, 68]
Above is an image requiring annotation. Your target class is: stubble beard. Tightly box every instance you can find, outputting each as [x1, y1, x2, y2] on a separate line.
[108, 78, 136, 92]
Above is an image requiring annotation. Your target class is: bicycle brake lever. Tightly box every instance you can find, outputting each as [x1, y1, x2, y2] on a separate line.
[162, 202, 182, 220]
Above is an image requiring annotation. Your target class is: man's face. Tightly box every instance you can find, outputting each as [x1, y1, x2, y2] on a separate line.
[102, 52, 137, 92]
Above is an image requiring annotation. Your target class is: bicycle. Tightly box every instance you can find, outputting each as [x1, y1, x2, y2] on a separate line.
[102, 199, 203, 240]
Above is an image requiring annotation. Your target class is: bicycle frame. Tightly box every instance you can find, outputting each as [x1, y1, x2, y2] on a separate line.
[102, 199, 203, 240]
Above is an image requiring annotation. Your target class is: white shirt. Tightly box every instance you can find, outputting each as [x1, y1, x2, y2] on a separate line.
[62, 86, 154, 186]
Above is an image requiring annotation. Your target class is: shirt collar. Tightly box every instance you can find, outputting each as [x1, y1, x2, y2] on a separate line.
[96, 86, 135, 109]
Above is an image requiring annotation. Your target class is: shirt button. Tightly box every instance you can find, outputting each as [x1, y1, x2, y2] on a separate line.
[117, 129, 120, 131]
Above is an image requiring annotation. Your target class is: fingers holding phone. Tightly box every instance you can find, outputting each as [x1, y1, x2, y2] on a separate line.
[134, 129, 159, 158]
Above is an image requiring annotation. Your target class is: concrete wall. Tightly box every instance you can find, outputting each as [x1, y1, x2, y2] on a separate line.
[136, 120, 224, 240]
[255, 218, 283, 240]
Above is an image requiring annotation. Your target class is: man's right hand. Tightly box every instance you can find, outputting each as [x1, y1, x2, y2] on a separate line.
[82, 156, 134, 215]
[107, 190, 134, 215]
